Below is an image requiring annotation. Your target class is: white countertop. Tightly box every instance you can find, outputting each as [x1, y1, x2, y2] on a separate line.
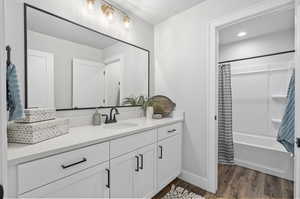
[8, 117, 184, 165]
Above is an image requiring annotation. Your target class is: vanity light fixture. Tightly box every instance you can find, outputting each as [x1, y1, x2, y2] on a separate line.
[237, 31, 247, 37]
[86, 0, 96, 10]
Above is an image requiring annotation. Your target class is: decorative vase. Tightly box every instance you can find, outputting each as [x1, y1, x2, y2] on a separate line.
[146, 106, 154, 119]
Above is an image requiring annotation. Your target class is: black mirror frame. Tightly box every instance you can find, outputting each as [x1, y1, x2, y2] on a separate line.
[24, 3, 150, 111]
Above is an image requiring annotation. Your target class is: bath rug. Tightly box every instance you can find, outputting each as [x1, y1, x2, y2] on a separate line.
[162, 185, 204, 199]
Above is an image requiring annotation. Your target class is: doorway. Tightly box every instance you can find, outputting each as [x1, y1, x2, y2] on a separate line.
[208, 1, 299, 197]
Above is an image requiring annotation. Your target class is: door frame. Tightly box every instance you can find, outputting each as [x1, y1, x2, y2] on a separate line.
[0, 0, 7, 196]
[207, 0, 296, 193]
[294, 0, 300, 198]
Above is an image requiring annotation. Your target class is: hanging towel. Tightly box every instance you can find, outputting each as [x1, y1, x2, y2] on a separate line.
[277, 69, 295, 153]
[7, 64, 23, 121]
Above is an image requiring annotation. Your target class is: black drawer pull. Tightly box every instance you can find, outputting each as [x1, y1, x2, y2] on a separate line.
[135, 156, 139, 172]
[168, 129, 177, 133]
[158, 146, 163, 159]
[105, 169, 110, 188]
[139, 154, 144, 170]
[61, 158, 87, 169]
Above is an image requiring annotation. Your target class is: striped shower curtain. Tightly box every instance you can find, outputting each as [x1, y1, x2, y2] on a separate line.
[218, 64, 234, 165]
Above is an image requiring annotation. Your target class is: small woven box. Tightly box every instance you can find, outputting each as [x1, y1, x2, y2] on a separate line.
[16, 108, 56, 123]
[8, 119, 69, 144]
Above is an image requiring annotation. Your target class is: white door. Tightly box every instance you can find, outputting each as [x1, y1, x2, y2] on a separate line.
[134, 144, 155, 198]
[20, 162, 109, 198]
[295, 1, 300, 197]
[104, 61, 121, 106]
[27, 49, 54, 108]
[157, 135, 181, 190]
[110, 152, 136, 198]
[72, 58, 105, 108]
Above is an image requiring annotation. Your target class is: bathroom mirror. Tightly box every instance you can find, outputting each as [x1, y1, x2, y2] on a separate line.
[24, 4, 149, 111]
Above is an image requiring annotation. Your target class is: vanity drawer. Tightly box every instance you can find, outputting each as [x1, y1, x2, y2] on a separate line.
[157, 123, 182, 141]
[18, 142, 109, 195]
[110, 129, 156, 158]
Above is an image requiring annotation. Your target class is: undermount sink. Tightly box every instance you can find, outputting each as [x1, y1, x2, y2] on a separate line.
[103, 122, 139, 129]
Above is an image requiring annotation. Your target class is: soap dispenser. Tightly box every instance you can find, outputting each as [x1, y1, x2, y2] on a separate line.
[93, 108, 102, 126]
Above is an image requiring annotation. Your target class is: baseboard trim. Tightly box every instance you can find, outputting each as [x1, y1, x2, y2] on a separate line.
[179, 170, 209, 191]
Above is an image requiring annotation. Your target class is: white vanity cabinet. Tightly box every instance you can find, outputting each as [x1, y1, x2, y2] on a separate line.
[20, 162, 109, 198]
[110, 129, 156, 198]
[157, 123, 182, 190]
[8, 120, 183, 198]
[110, 144, 155, 198]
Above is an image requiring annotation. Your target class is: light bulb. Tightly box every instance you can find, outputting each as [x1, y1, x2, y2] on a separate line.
[107, 12, 113, 21]
[124, 16, 130, 28]
[101, 4, 114, 21]
[86, 0, 95, 10]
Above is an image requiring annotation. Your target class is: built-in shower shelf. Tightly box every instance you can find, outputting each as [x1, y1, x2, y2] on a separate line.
[272, 119, 282, 124]
[272, 95, 287, 100]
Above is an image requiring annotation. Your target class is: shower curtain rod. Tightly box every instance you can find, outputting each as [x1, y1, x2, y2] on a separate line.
[218, 50, 295, 64]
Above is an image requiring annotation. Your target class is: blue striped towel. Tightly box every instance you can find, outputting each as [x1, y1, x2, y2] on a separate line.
[7, 64, 23, 121]
[277, 69, 295, 153]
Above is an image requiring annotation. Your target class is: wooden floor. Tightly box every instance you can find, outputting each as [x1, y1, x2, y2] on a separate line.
[153, 165, 294, 199]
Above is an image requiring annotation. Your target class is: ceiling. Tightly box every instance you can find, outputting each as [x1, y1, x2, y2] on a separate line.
[110, 0, 207, 24]
[219, 9, 295, 45]
[27, 7, 118, 50]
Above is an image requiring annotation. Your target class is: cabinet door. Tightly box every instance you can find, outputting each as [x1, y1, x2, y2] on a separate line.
[157, 135, 181, 190]
[20, 162, 109, 198]
[110, 152, 137, 198]
[135, 144, 155, 198]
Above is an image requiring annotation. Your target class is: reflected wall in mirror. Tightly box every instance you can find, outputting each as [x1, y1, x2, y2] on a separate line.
[25, 5, 149, 110]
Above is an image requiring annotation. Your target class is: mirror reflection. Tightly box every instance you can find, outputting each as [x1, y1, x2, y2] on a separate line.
[26, 7, 149, 110]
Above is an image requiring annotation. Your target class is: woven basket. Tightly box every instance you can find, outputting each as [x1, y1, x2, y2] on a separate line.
[8, 119, 69, 144]
[16, 108, 56, 123]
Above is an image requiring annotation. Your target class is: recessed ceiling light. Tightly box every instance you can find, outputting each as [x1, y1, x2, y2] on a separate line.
[237, 32, 247, 37]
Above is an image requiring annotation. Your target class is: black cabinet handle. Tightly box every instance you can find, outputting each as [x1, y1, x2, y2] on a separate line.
[135, 156, 139, 172]
[61, 158, 87, 169]
[105, 169, 110, 188]
[139, 154, 144, 170]
[159, 146, 163, 159]
[168, 129, 177, 133]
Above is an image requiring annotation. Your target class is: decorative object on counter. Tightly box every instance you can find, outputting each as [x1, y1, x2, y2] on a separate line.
[92, 108, 102, 126]
[147, 95, 176, 117]
[122, 95, 146, 106]
[146, 106, 154, 119]
[152, 114, 163, 119]
[8, 118, 69, 144]
[16, 108, 56, 123]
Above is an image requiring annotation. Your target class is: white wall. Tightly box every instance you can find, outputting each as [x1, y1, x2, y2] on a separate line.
[220, 29, 295, 62]
[0, 0, 7, 193]
[103, 43, 148, 102]
[154, 0, 267, 190]
[5, 0, 153, 124]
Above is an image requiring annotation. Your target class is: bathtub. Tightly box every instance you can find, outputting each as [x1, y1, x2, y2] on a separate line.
[233, 132, 294, 181]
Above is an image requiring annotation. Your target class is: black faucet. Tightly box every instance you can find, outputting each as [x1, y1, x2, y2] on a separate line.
[102, 107, 120, 124]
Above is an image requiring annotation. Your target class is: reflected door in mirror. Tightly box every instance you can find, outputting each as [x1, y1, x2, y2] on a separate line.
[27, 49, 54, 108]
[72, 59, 105, 108]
